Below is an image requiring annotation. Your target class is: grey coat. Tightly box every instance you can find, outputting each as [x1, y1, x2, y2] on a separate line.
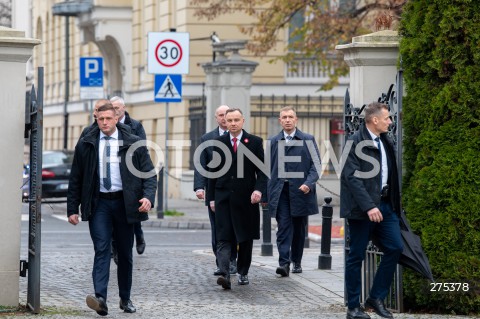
[193, 127, 221, 204]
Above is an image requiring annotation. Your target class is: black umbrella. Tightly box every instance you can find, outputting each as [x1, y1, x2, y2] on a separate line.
[397, 210, 434, 281]
[372, 210, 434, 282]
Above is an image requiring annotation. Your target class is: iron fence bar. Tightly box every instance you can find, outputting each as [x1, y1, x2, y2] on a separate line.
[27, 67, 43, 314]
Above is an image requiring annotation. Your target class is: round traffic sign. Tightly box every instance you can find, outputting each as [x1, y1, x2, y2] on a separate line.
[155, 39, 183, 67]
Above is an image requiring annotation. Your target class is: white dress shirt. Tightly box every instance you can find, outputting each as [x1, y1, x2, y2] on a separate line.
[367, 128, 388, 188]
[99, 129, 122, 192]
[229, 131, 243, 149]
[283, 129, 296, 142]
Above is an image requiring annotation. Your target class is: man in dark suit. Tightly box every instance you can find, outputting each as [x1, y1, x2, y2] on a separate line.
[79, 97, 147, 263]
[341, 102, 403, 319]
[67, 100, 157, 316]
[193, 105, 238, 276]
[207, 108, 268, 289]
[266, 106, 320, 277]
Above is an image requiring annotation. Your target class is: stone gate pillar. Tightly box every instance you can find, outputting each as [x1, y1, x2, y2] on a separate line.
[335, 30, 399, 107]
[202, 40, 258, 131]
[0, 26, 40, 306]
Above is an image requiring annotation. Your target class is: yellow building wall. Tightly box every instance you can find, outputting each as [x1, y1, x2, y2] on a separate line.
[31, 0, 344, 199]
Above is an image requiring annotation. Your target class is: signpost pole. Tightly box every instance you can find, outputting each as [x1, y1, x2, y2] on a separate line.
[89, 99, 93, 124]
[164, 102, 169, 213]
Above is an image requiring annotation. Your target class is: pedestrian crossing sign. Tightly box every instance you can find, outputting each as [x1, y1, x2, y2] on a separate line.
[154, 74, 182, 103]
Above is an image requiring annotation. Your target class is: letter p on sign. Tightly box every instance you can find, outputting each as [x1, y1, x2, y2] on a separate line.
[80, 57, 104, 87]
[86, 60, 99, 78]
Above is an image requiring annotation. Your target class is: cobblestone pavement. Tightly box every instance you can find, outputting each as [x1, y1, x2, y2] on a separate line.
[10, 200, 477, 319]
[12, 245, 475, 319]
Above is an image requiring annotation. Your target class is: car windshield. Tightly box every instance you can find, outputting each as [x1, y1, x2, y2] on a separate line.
[43, 152, 74, 166]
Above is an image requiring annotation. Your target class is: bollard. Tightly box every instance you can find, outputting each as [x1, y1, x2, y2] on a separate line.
[261, 205, 273, 256]
[318, 197, 333, 269]
[156, 167, 164, 219]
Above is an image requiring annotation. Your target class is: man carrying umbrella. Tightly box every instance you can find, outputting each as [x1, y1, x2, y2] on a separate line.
[341, 102, 403, 319]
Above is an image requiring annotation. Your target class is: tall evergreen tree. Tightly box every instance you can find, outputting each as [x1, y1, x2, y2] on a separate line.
[400, 0, 480, 314]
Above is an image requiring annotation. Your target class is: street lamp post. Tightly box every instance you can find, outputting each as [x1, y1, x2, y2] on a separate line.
[52, 1, 92, 149]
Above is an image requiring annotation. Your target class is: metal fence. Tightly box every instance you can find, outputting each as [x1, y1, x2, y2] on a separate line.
[343, 69, 404, 312]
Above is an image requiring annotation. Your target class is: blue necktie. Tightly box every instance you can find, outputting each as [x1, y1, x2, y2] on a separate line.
[286, 135, 293, 143]
[375, 137, 382, 188]
[103, 136, 112, 190]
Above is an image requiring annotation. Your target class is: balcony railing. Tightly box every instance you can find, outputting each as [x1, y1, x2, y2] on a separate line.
[285, 58, 349, 84]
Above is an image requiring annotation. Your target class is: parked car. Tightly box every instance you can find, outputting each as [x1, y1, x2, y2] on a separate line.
[41, 150, 74, 198]
[22, 150, 74, 200]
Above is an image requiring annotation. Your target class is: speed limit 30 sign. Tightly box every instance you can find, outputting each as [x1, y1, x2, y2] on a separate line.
[148, 32, 190, 74]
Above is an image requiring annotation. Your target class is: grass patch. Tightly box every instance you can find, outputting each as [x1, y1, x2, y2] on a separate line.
[0, 304, 83, 317]
[164, 209, 184, 217]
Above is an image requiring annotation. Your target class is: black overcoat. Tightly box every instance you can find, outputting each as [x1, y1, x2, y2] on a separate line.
[340, 124, 400, 220]
[67, 125, 157, 224]
[207, 130, 268, 242]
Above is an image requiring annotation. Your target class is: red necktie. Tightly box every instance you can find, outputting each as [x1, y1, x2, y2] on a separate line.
[232, 137, 238, 153]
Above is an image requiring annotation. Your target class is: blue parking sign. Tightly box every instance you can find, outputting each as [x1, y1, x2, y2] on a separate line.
[80, 57, 103, 87]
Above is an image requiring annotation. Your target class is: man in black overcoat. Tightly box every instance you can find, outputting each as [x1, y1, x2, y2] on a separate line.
[341, 102, 403, 319]
[67, 101, 156, 316]
[193, 105, 237, 276]
[207, 108, 267, 289]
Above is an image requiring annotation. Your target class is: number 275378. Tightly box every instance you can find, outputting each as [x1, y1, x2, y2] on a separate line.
[430, 283, 469, 292]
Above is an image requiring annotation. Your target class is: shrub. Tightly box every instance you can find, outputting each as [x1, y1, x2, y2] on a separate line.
[399, 0, 480, 314]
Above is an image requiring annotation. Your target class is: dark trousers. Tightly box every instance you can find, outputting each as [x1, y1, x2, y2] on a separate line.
[345, 201, 403, 308]
[89, 198, 134, 301]
[217, 239, 253, 276]
[276, 183, 308, 266]
[208, 205, 237, 266]
[133, 222, 143, 239]
[111, 222, 143, 257]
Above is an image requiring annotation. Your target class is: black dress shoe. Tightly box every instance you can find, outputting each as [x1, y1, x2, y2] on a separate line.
[346, 307, 371, 319]
[217, 275, 231, 290]
[276, 264, 290, 277]
[364, 297, 393, 318]
[86, 295, 108, 316]
[119, 299, 136, 313]
[291, 262, 302, 273]
[238, 274, 249, 285]
[136, 235, 146, 255]
[213, 267, 222, 276]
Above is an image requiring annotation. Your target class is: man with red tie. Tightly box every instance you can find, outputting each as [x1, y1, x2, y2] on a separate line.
[207, 108, 268, 289]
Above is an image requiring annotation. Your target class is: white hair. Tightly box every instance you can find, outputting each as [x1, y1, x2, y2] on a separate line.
[110, 96, 125, 105]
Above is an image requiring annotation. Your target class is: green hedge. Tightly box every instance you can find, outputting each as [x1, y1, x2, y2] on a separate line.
[399, 0, 480, 314]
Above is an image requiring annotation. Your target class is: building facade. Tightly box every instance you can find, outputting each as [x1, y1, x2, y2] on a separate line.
[30, 0, 347, 199]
